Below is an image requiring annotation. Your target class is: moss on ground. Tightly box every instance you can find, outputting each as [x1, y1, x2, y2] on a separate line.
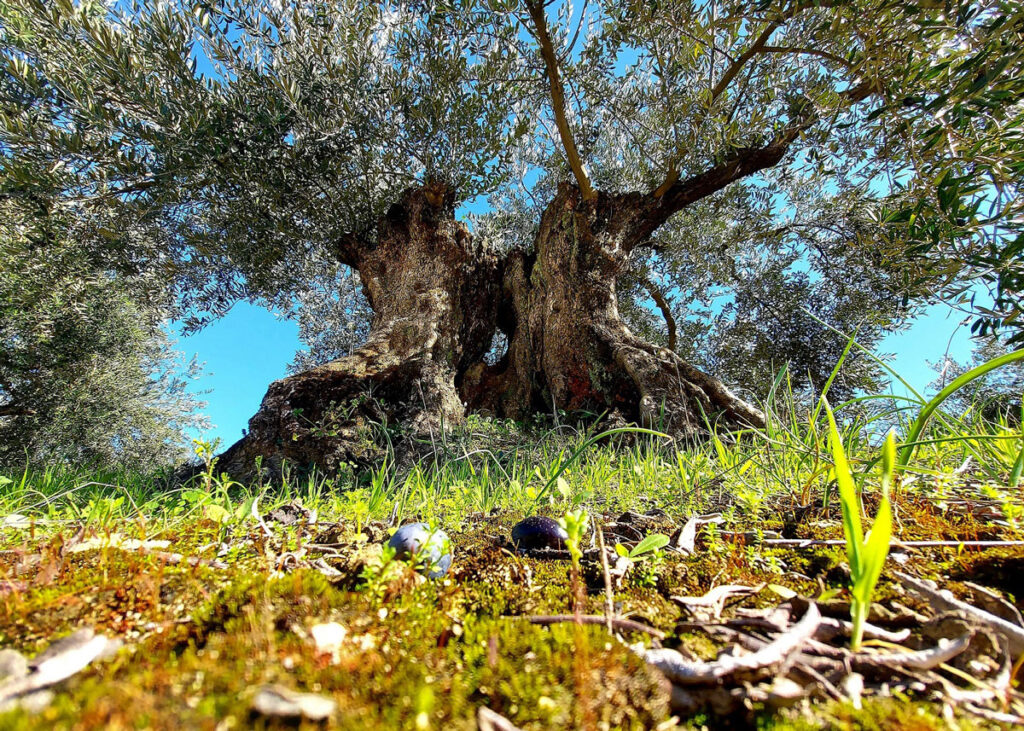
[0, 491, 1021, 729]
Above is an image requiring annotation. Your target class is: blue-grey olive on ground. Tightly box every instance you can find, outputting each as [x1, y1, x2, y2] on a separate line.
[510, 516, 569, 551]
[387, 522, 452, 578]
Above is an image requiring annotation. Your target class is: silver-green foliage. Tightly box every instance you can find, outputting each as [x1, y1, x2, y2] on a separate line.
[1, 0, 993, 356]
[0, 201, 208, 468]
[879, 3, 1024, 344]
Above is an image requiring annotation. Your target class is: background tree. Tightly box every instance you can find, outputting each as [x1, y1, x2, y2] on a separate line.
[1, 0, 1010, 475]
[931, 336, 1024, 424]
[0, 199, 208, 469]
[614, 188, 914, 403]
[285, 261, 373, 374]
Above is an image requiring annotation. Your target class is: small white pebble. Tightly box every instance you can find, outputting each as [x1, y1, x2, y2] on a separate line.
[311, 623, 347, 655]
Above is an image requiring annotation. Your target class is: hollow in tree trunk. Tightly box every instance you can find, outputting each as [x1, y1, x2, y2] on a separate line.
[462, 183, 764, 435]
[219, 183, 763, 478]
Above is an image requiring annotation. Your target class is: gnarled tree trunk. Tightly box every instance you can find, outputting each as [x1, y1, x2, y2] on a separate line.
[219, 185, 502, 475]
[462, 183, 763, 435]
[220, 182, 763, 477]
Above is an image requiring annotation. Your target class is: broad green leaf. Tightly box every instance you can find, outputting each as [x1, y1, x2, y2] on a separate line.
[204, 504, 231, 524]
[629, 533, 669, 558]
[767, 584, 797, 599]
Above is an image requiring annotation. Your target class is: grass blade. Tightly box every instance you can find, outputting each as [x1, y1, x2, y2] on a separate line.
[822, 398, 863, 573]
[898, 348, 1024, 467]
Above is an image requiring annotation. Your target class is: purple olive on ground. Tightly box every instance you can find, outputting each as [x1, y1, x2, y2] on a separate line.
[387, 522, 452, 578]
[510, 516, 569, 551]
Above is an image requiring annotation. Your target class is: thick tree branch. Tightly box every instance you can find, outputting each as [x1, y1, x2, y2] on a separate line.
[330, 231, 369, 269]
[525, 0, 596, 201]
[654, 0, 847, 196]
[641, 276, 677, 352]
[0, 404, 35, 418]
[637, 141, 793, 244]
[636, 80, 875, 245]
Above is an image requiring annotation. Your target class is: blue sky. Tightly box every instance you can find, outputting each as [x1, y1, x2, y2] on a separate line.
[179, 304, 300, 449]
[179, 302, 976, 448]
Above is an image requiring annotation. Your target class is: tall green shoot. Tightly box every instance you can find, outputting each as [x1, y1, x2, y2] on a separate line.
[558, 509, 590, 571]
[823, 399, 894, 651]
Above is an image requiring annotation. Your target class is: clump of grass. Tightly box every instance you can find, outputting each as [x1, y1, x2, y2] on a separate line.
[897, 347, 1024, 469]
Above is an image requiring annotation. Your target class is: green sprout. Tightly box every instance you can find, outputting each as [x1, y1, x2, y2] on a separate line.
[614, 533, 670, 588]
[558, 509, 590, 570]
[823, 398, 894, 651]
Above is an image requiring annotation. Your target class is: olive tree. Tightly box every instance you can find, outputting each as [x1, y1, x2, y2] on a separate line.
[1, 0, 1003, 474]
[0, 199, 208, 468]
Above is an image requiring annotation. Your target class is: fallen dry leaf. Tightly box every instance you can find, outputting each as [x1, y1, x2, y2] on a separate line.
[851, 634, 972, 671]
[672, 584, 759, 619]
[250, 683, 336, 721]
[478, 706, 524, 731]
[0, 628, 115, 706]
[896, 572, 1024, 657]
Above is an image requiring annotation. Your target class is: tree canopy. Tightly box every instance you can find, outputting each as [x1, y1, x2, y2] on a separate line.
[2, 0, 1020, 470]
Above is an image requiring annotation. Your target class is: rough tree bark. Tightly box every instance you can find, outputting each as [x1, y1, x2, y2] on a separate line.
[461, 183, 763, 435]
[218, 184, 503, 475]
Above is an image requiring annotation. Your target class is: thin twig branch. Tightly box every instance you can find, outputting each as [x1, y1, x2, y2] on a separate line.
[524, 0, 595, 200]
[760, 45, 857, 69]
[522, 614, 666, 640]
[709, 20, 780, 102]
[0, 405, 35, 418]
[652, 0, 848, 198]
[641, 276, 678, 351]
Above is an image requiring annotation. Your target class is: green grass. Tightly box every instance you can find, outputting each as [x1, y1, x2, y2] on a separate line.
[2, 358, 1023, 537]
